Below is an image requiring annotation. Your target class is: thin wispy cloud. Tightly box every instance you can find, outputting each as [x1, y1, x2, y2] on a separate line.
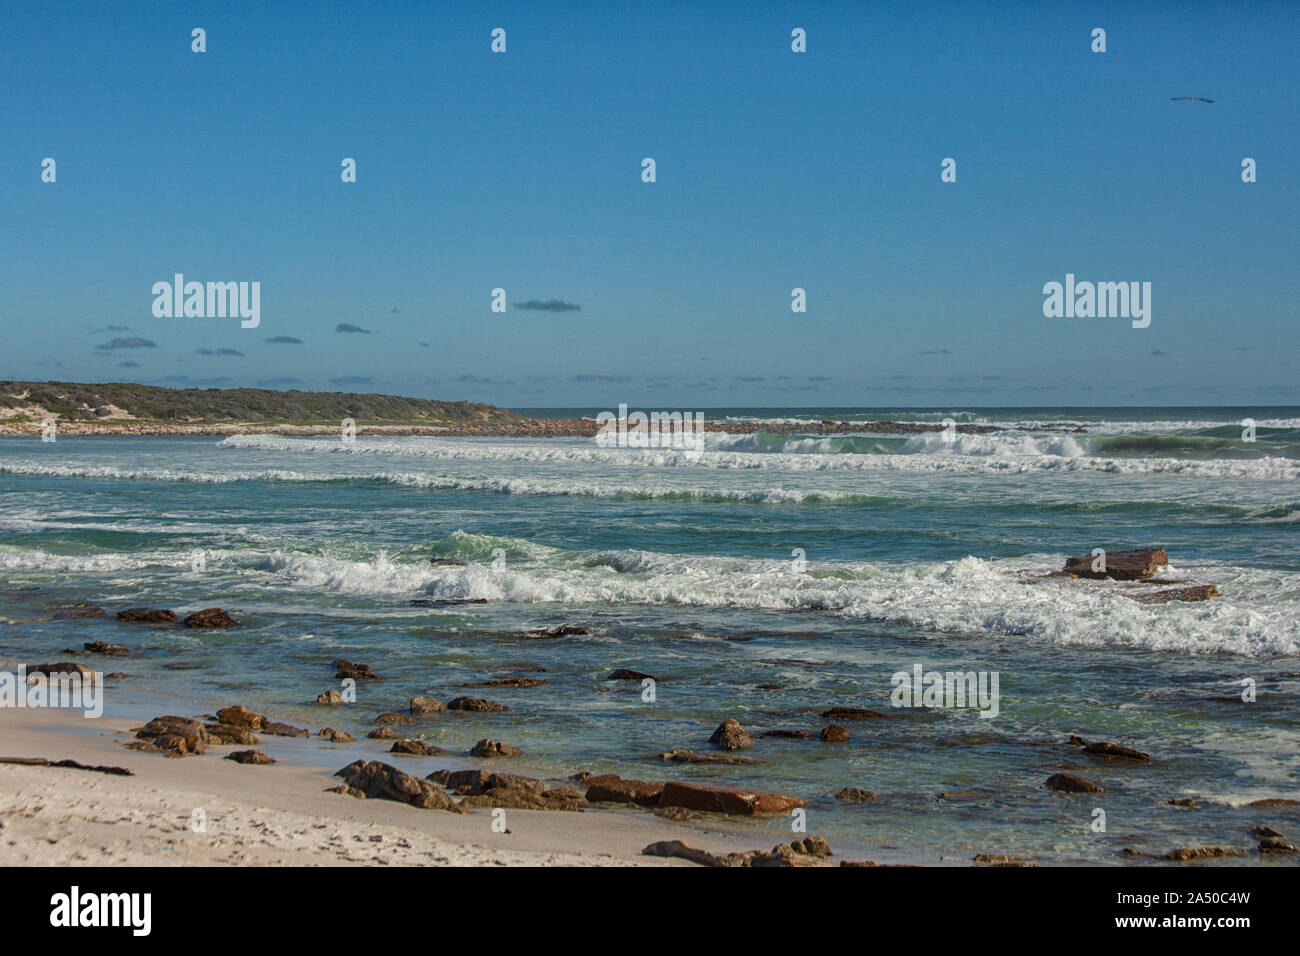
[335, 323, 372, 334]
[513, 299, 581, 312]
[95, 337, 156, 350]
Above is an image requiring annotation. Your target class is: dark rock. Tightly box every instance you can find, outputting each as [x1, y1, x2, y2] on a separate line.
[821, 707, 889, 721]
[1062, 548, 1167, 581]
[654, 806, 696, 821]
[1164, 847, 1248, 861]
[1070, 737, 1151, 762]
[1244, 798, 1300, 807]
[318, 728, 354, 743]
[116, 608, 177, 623]
[1045, 772, 1104, 793]
[1259, 838, 1298, 854]
[316, 690, 343, 705]
[1168, 798, 1199, 808]
[205, 722, 259, 745]
[760, 729, 816, 739]
[658, 781, 806, 815]
[820, 724, 850, 743]
[334, 659, 381, 680]
[183, 608, 238, 628]
[225, 749, 274, 765]
[367, 726, 398, 739]
[709, 718, 754, 751]
[334, 760, 464, 813]
[261, 721, 308, 738]
[390, 739, 444, 756]
[447, 696, 509, 712]
[409, 696, 446, 715]
[1134, 585, 1220, 604]
[409, 597, 487, 606]
[461, 677, 547, 688]
[658, 749, 754, 764]
[82, 641, 129, 656]
[525, 624, 594, 638]
[836, 787, 876, 802]
[469, 738, 521, 757]
[427, 558, 468, 566]
[1252, 825, 1284, 839]
[24, 662, 96, 682]
[606, 669, 659, 681]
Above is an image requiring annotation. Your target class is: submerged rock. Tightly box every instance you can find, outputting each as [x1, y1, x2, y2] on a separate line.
[316, 690, 343, 705]
[585, 774, 663, 807]
[525, 624, 594, 638]
[1069, 736, 1151, 762]
[318, 727, 355, 743]
[657, 749, 754, 764]
[708, 718, 754, 751]
[53, 603, 105, 620]
[820, 724, 850, 743]
[334, 659, 381, 680]
[461, 677, 547, 688]
[821, 707, 889, 721]
[606, 668, 659, 682]
[1133, 585, 1220, 604]
[836, 787, 876, 802]
[367, 726, 398, 739]
[82, 641, 129, 656]
[1046, 772, 1104, 793]
[375, 712, 415, 725]
[183, 608, 238, 628]
[116, 607, 177, 623]
[1163, 847, 1248, 861]
[390, 739, 444, 756]
[447, 696, 509, 712]
[469, 738, 521, 757]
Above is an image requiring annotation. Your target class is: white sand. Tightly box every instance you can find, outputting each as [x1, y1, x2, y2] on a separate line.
[0, 706, 816, 866]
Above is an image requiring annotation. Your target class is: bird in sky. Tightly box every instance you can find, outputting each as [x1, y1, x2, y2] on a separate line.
[1171, 96, 1214, 103]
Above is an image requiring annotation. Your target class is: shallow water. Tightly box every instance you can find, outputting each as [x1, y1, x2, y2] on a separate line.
[1, 409, 1297, 863]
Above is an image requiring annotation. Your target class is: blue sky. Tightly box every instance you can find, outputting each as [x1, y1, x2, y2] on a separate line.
[2, 0, 1297, 407]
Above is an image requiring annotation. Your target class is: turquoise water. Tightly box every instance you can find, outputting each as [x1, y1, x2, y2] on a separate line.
[1, 408, 1298, 863]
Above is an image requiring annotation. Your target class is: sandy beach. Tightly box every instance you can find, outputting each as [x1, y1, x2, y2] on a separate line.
[0, 704, 833, 867]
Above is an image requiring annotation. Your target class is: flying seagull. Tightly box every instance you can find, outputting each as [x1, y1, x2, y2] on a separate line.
[1171, 96, 1214, 103]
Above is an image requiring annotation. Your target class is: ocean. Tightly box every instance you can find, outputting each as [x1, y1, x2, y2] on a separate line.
[2, 406, 1298, 863]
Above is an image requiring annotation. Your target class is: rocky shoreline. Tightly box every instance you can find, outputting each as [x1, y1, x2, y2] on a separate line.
[0, 417, 1009, 438]
[6, 547, 1290, 867]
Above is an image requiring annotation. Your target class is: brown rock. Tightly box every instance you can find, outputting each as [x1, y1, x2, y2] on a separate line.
[1062, 548, 1167, 581]
[367, 726, 398, 739]
[461, 677, 547, 688]
[133, 716, 208, 756]
[820, 724, 850, 743]
[316, 690, 343, 705]
[790, 835, 833, 858]
[657, 749, 754, 764]
[658, 780, 806, 815]
[1046, 772, 1104, 793]
[205, 722, 260, 745]
[1168, 798, 1199, 808]
[654, 806, 696, 822]
[1071, 738, 1151, 762]
[390, 739, 444, 756]
[585, 774, 663, 807]
[836, 787, 876, 802]
[334, 659, 380, 680]
[709, 718, 754, 751]
[1134, 585, 1220, 604]
[116, 607, 177, 624]
[261, 721, 308, 738]
[409, 696, 446, 715]
[225, 749, 274, 765]
[1252, 825, 1284, 839]
[318, 727, 355, 743]
[325, 784, 365, 799]
[183, 608, 238, 628]
[215, 705, 264, 729]
[1163, 847, 1248, 861]
[447, 696, 509, 712]
[1259, 838, 1298, 854]
[24, 662, 97, 682]
[82, 641, 129, 656]
[334, 760, 464, 812]
[1244, 798, 1300, 807]
[375, 712, 415, 725]
[469, 738, 521, 757]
